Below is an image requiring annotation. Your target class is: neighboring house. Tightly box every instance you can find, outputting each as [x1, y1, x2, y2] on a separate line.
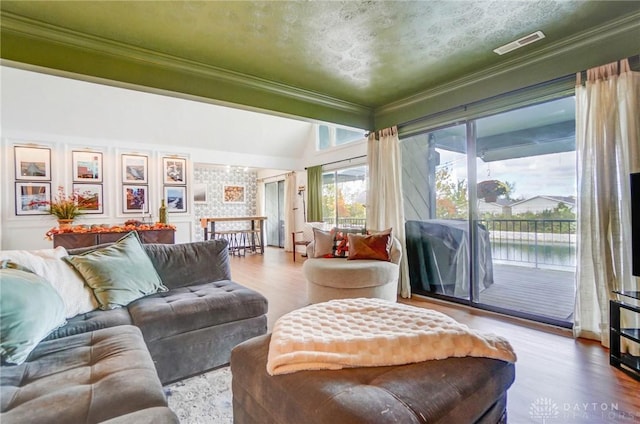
[509, 195, 576, 215]
[477, 199, 512, 215]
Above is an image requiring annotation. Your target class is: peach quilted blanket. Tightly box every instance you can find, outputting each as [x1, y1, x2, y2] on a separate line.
[266, 298, 516, 375]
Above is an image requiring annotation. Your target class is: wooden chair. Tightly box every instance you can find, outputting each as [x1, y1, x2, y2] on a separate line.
[291, 231, 311, 262]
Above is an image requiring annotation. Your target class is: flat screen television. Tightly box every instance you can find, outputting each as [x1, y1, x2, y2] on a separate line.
[632, 173, 640, 277]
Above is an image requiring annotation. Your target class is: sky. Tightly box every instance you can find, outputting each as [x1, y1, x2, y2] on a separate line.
[442, 150, 576, 200]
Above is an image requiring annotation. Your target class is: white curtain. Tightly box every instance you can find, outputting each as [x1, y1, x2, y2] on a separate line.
[574, 58, 640, 348]
[283, 172, 297, 252]
[366, 126, 411, 298]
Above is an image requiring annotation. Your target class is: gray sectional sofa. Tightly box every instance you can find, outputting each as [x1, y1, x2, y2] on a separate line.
[1, 238, 268, 423]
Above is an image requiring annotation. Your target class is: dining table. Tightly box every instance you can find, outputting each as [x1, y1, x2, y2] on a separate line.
[200, 216, 266, 254]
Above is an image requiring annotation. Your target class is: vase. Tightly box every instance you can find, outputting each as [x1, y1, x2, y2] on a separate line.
[57, 219, 74, 230]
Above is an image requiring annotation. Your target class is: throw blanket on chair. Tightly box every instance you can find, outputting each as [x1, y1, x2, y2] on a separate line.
[266, 298, 516, 375]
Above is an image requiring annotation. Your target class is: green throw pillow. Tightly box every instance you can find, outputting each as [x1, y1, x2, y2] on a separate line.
[64, 231, 167, 310]
[0, 268, 66, 365]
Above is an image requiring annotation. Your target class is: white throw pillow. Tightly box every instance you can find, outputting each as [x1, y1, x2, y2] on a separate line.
[0, 247, 98, 318]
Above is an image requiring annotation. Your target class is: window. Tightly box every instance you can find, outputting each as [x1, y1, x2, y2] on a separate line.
[317, 124, 365, 151]
[321, 165, 367, 228]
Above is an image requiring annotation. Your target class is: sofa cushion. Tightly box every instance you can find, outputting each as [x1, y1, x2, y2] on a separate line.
[65, 232, 167, 310]
[128, 280, 268, 342]
[0, 325, 177, 423]
[142, 240, 232, 289]
[304, 257, 399, 289]
[44, 308, 133, 341]
[0, 247, 98, 318]
[0, 268, 66, 365]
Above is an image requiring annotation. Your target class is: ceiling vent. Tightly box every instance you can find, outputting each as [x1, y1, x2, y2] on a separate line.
[493, 31, 545, 55]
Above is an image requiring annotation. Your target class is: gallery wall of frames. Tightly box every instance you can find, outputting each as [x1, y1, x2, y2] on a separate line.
[10, 142, 190, 221]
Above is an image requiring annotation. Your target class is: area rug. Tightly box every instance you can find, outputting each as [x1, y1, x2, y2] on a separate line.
[164, 366, 233, 423]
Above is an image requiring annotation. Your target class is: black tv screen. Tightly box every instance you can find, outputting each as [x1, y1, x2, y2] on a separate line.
[632, 173, 640, 277]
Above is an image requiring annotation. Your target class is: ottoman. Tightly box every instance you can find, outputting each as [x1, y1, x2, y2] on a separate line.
[231, 334, 515, 424]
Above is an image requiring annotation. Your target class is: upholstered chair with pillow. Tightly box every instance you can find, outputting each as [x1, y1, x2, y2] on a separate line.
[302, 228, 402, 303]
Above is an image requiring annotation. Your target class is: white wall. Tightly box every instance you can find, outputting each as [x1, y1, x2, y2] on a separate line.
[0, 66, 318, 250]
[0, 66, 368, 250]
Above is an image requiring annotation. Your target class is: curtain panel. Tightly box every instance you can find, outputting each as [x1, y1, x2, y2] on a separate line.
[366, 126, 411, 298]
[283, 172, 296, 252]
[307, 166, 323, 222]
[574, 58, 640, 348]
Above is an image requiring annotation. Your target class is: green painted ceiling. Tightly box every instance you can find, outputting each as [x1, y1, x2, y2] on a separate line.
[1, 1, 639, 129]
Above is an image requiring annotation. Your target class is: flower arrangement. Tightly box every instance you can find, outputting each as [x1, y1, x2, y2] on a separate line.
[47, 186, 83, 220]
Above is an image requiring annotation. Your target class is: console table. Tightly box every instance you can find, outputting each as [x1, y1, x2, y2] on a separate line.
[200, 216, 266, 254]
[610, 290, 640, 381]
[53, 229, 175, 249]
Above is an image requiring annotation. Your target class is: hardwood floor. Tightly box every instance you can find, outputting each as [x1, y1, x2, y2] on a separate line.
[230, 247, 639, 424]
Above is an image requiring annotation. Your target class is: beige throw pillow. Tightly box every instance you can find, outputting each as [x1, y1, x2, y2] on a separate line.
[312, 228, 335, 258]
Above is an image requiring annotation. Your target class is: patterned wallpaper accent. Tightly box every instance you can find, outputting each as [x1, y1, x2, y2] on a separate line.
[193, 165, 258, 241]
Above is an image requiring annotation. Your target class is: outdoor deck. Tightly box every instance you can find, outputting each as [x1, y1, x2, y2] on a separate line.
[479, 263, 575, 322]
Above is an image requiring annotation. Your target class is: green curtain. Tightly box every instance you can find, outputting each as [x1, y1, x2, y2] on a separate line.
[307, 165, 323, 222]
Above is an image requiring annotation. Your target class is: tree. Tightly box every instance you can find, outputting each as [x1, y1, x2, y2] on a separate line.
[322, 183, 336, 222]
[435, 166, 468, 219]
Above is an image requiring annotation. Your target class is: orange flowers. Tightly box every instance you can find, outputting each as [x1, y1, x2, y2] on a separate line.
[45, 222, 176, 240]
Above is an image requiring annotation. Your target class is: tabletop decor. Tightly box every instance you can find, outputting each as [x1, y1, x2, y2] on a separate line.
[45, 222, 176, 241]
[47, 186, 83, 228]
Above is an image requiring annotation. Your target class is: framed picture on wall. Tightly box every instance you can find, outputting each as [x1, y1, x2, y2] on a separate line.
[122, 185, 148, 213]
[223, 184, 245, 204]
[15, 182, 51, 215]
[73, 183, 103, 214]
[14, 146, 51, 181]
[122, 154, 148, 184]
[193, 183, 207, 204]
[164, 186, 187, 213]
[163, 157, 186, 185]
[72, 151, 103, 182]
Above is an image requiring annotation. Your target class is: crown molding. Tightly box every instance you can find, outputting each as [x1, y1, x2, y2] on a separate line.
[374, 10, 640, 129]
[0, 12, 373, 128]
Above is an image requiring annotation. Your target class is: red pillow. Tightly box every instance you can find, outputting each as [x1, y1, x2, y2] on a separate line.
[332, 231, 349, 258]
[347, 229, 393, 261]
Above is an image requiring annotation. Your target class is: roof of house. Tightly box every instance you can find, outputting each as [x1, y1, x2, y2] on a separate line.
[510, 195, 576, 207]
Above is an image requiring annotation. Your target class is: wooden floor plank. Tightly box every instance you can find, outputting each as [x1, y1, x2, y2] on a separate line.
[229, 247, 640, 423]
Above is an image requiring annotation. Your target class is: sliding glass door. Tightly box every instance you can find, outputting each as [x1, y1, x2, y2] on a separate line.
[403, 123, 471, 301]
[265, 181, 284, 247]
[474, 97, 576, 324]
[402, 96, 577, 327]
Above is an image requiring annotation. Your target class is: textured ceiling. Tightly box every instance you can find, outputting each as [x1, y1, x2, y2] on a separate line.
[1, 1, 640, 128]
